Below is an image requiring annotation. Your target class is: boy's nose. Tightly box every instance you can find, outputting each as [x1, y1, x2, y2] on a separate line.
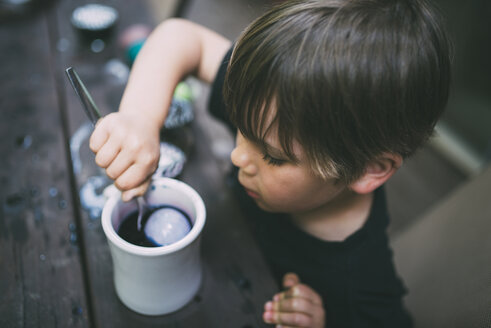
[231, 145, 258, 176]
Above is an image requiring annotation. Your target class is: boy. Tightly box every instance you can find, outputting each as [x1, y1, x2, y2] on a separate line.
[90, 0, 451, 326]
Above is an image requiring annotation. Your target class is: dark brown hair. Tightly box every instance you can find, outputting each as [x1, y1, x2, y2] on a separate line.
[224, 0, 451, 183]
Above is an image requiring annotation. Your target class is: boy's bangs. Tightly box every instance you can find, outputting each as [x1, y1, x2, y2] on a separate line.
[230, 85, 299, 162]
[236, 85, 275, 144]
[225, 51, 298, 162]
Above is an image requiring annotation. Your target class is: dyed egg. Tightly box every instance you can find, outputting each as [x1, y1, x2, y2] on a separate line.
[144, 207, 191, 246]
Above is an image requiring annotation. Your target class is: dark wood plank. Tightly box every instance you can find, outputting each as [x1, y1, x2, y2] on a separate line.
[0, 12, 89, 328]
[49, 0, 278, 326]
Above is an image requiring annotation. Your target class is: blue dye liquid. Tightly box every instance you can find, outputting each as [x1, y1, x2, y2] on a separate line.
[117, 205, 192, 247]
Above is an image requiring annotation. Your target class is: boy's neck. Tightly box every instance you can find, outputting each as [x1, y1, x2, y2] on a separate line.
[290, 190, 374, 242]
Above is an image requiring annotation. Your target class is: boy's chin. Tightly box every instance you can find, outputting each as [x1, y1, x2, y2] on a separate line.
[253, 198, 278, 213]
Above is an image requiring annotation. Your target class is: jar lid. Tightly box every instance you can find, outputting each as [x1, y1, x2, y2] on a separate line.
[164, 83, 194, 129]
[153, 142, 186, 178]
[71, 4, 118, 32]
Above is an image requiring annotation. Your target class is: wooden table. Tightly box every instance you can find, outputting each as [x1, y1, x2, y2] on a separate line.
[0, 1, 278, 327]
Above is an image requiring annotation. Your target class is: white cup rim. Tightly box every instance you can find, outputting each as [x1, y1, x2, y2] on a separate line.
[101, 178, 206, 256]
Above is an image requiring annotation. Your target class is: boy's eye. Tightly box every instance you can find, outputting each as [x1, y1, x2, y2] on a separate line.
[262, 153, 286, 166]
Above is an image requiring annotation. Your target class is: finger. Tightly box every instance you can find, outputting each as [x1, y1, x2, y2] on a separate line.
[94, 117, 103, 128]
[273, 297, 316, 315]
[115, 164, 152, 192]
[89, 117, 111, 152]
[94, 135, 122, 168]
[265, 310, 312, 327]
[105, 149, 135, 181]
[275, 284, 323, 306]
[283, 273, 300, 288]
[121, 179, 152, 202]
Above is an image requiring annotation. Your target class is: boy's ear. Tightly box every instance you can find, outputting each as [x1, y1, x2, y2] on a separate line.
[349, 153, 403, 194]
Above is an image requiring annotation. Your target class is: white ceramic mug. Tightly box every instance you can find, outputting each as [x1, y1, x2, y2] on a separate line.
[101, 178, 206, 315]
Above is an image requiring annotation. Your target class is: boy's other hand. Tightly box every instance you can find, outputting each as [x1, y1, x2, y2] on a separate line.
[263, 273, 325, 328]
[89, 112, 161, 202]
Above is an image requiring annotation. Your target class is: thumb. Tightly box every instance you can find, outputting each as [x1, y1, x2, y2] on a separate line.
[283, 272, 300, 288]
[121, 179, 152, 202]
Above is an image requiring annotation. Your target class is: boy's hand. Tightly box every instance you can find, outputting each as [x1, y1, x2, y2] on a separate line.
[263, 273, 325, 328]
[89, 112, 161, 202]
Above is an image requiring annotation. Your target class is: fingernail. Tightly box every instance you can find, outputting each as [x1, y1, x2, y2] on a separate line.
[265, 301, 273, 310]
[273, 294, 280, 301]
[263, 311, 274, 323]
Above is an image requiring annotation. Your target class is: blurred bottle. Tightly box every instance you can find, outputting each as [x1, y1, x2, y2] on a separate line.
[118, 24, 151, 65]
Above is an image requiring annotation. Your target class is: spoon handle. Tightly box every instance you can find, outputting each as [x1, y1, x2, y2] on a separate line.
[65, 66, 147, 230]
[65, 67, 102, 126]
[136, 196, 145, 231]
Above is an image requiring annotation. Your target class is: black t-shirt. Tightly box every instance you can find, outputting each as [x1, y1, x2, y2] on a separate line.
[209, 47, 413, 328]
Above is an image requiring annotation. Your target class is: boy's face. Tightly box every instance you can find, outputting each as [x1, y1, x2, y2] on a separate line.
[231, 130, 347, 215]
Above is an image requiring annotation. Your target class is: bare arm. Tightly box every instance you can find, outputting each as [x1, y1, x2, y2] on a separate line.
[119, 18, 232, 126]
[90, 19, 231, 201]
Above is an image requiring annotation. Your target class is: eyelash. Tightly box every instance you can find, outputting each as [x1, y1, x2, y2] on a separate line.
[262, 153, 286, 166]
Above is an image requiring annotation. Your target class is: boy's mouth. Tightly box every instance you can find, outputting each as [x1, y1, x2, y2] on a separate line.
[244, 188, 260, 199]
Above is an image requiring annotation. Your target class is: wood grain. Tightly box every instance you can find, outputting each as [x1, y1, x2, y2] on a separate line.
[0, 12, 89, 328]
